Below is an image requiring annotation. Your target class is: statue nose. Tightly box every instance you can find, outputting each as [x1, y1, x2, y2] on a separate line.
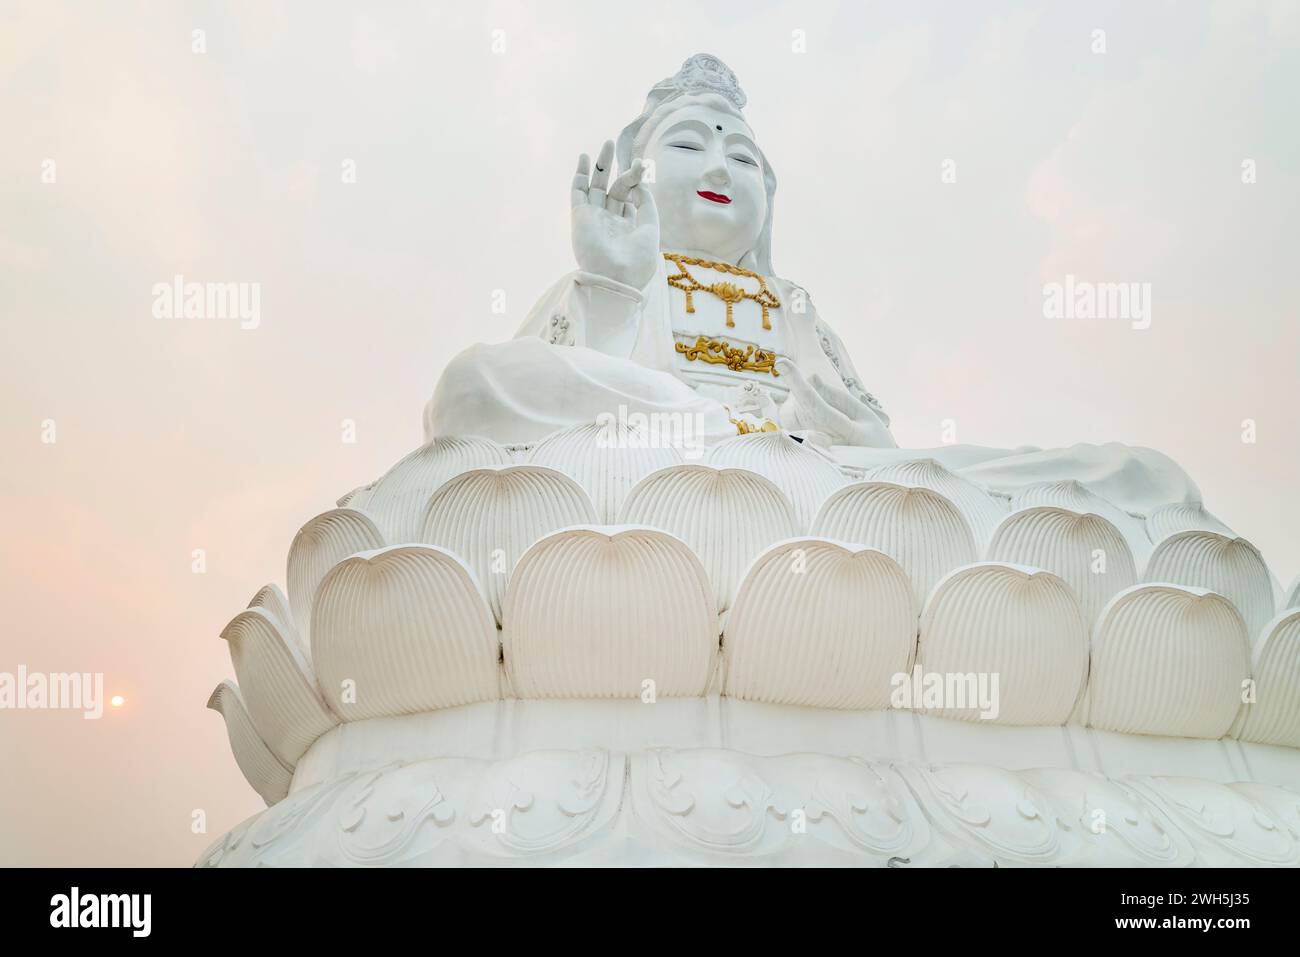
[704, 163, 731, 187]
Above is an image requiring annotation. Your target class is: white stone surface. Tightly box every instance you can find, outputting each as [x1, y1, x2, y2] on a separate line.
[220, 608, 337, 767]
[812, 481, 976, 608]
[501, 526, 719, 698]
[1235, 609, 1300, 748]
[312, 545, 500, 720]
[866, 459, 1008, 549]
[206, 680, 292, 807]
[347, 436, 513, 542]
[618, 464, 798, 611]
[200, 697, 1300, 867]
[1146, 500, 1234, 542]
[1143, 530, 1275, 642]
[1010, 479, 1152, 566]
[986, 506, 1137, 629]
[419, 465, 597, 622]
[703, 431, 845, 531]
[526, 421, 684, 523]
[723, 539, 915, 708]
[1088, 584, 1250, 739]
[916, 563, 1088, 725]
[286, 508, 386, 648]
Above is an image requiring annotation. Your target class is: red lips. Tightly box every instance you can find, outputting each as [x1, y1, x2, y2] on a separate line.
[697, 190, 731, 204]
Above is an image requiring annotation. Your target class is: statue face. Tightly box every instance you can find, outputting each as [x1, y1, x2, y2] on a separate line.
[643, 103, 767, 266]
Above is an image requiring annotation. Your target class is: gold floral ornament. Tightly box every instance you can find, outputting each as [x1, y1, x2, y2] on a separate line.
[664, 254, 780, 330]
[675, 335, 780, 377]
[728, 414, 780, 435]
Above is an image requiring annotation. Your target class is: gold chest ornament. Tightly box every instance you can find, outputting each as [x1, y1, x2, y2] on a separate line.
[675, 336, 779, 377]
[666, 254, 782, 377]
[663, 254, 780, 330]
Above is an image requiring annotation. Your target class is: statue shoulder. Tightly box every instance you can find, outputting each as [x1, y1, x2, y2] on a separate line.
[772, 276, 816, 323]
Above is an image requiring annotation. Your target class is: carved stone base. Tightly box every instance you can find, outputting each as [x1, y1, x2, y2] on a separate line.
[199, 746, 1300, 867]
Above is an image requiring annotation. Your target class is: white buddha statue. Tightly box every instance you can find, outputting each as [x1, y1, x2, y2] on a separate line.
[428, 54, 1198, 514]
[430, 53, 892, 450]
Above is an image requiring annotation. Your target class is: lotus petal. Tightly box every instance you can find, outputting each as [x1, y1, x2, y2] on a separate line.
[419, 465, 597, 623]
[312, 545, 500, 720]
[986, 507, 1137, 628]
[618, 465, 798, 612]
[704, 432, 845, 531]
[917, 563, 1088, 725]
[348, 436, 513, 541]
[526, 422, 684, 523]
[1143, 530, 1274, 642]
[220, 608, 338, 766]
[1235, 610, 1300, 748]
[502, 527, 718, 698]
[245, 583, 302, 656]
[207, 680, 292, 805]
[1281, 574, 1300, 612]
[286, 508, 386, 648]
[723, 539, 916, 708]
[1088, 584, 1250, 739]
[1146, 501, 1233, 543]
[1010, 479, 1150, 564]
[811, 481, 976, 607]
[865, 458, 1007, 549]
[335, 485, 366, 508]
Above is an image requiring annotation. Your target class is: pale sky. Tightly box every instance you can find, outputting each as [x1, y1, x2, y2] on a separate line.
[1, 0, 1297, 865]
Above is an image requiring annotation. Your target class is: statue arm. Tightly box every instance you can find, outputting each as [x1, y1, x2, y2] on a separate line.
[514, 271, 647, 358]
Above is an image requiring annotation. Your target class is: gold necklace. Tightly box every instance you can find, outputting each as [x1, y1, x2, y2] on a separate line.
[663, 254, 780, 330]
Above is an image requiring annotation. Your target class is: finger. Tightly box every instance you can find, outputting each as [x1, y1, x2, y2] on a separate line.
[810, 374, 858, 417]
[780, 361, 853, 433]
[571, 153, 591, 207]
[777, 358, 814, 401]
[620, 200, 637, 222]
[778, 359, 827, 429]
[627, 185, 658, 229]
[588, 140, 614, 205]
[607, 159, 643, 203]
[573, 153, 590, 186]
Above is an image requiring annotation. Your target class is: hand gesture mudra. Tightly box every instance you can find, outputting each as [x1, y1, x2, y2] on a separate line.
[571, 140, 660, 290]
[777, 359, 894, 448]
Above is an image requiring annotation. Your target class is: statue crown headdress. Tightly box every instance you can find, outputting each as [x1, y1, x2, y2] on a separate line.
[652, 53, 746, 110]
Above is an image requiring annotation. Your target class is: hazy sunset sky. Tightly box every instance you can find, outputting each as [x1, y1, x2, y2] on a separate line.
[1, 0, 1297, 864]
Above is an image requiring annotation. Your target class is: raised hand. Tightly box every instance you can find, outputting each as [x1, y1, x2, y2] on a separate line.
[571, 140, 660, 290]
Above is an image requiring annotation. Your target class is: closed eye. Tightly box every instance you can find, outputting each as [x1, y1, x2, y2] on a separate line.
[669, 143, 703, 151]
[731, 154, 758, 167]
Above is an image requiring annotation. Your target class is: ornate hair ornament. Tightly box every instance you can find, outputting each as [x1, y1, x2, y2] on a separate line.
[651, 53, 747, 110]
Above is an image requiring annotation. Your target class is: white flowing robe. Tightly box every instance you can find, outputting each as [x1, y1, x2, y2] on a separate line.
[425, 262, 1201, 517]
